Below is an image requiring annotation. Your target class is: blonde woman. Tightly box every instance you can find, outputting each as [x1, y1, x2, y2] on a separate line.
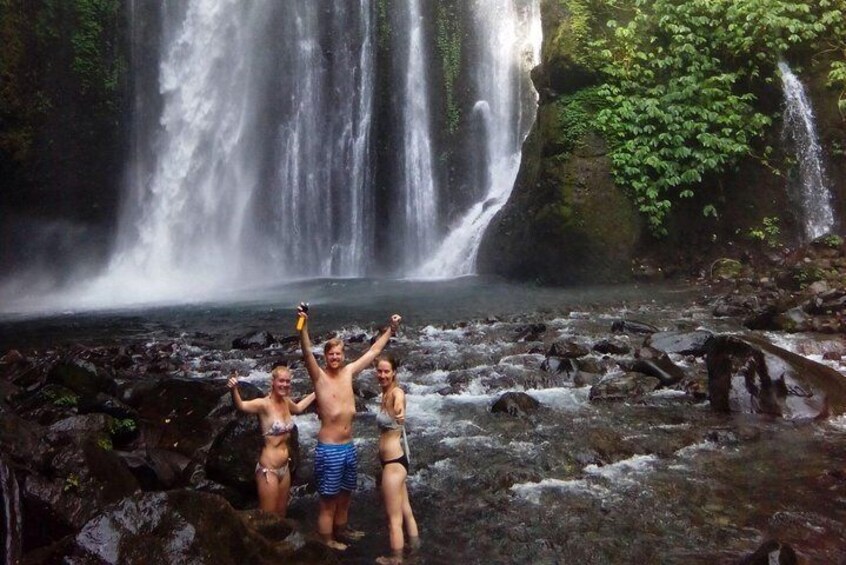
[374, 355, 419, 564]
[228, 365, 315, 517]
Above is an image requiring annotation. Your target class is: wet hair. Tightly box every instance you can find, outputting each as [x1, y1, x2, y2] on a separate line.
[323, 338, 345, 355]
[270, 365, 290, 380]
[375, 354, 399, 372]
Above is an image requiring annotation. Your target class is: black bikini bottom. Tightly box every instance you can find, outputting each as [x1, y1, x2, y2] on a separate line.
[380, 453, 409, 473]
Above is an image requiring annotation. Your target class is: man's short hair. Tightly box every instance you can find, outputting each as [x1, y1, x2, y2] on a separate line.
[323, 338, 345, 355]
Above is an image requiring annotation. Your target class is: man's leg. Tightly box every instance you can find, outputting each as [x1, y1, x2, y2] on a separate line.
[333, 444, 364, 541]
[318, 496, 347, 550]
[314, 443, 348, 550]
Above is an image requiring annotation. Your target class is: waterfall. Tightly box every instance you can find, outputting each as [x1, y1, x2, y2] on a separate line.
[1, 458, 22, 565]
[1, 0, 543, 312]
[415, 0, 542, 277]
[273, 2, 375, 277]
[778, 61, 836, 241]
[397, 0, 438, 269]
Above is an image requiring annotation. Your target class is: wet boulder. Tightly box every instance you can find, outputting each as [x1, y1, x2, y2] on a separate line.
[47, 359, 116, 398]
[588, 372, 661, 402]
[123, 377, 229, 457]
[738, 540, 799, 565]
[353, 373, 381, 400]
[706, 335, 846, 418]
[631, 350, 687, 387]
[513, 323, 547, 343]
[64, 490, 293, 564]
[232, 331, 277, 350]
[546, 340, 590, 359]
[206, 417, 265, 497]
[491, 392, 540, 416]
[23, 436, 139, 542]
[645, 330, 713, 356]
[610, 320, 659, 334]
[592, 338, 630, 355]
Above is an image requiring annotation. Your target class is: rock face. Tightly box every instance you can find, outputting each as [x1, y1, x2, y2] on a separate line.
[477, 127, 642, 285]
[706, 335, 846, 418]
[491, 392, 540, 416]
[65, 490, 289, 564]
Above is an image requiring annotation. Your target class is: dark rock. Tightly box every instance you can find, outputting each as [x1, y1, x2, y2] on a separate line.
[127, 378, 229, 457]
[540, 356, 577, 376]
[743, 304, 781, 330]
[713, 294, 759, 318]
[47, 359, 115, 398]
[645, 330, 713, 356]
[65, 490, 293, 564]
[588, 372, 661, 402]
[77, 393, 138, 422]
[353, 374, 381, 400]
[738, 539, 799, 565]
[706, 334, 846, 418]
[22, 437, 139, 540]
[592, 339, 630, 355]
[575, 357, 604, 374]
[206, 417, 265, 497]
[610, 320, 659, 334]
[491, 392, 540, 416]
[631, 354, 687, 387]
[573, 372, 602, 387]
[547, 340, 590, 359]
[232, 331, 277, 350]
[514, 324, 547, 342]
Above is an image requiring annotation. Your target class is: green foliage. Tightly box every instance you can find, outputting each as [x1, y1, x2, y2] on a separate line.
[71, 0, 124, 112]
[436, 2, 463, 135]
[108, 417, 137, 435]
[820, 234, 843, 248]
[747, 216, 781, 248]
[551, 87, 603, 154]
[63, 473, 81, 492]
[96, 436, 113, 450]
[578, 0, 846, 234]
[43, 387, 79, 407]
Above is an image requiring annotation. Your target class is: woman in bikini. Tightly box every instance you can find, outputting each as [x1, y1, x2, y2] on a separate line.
[227, 365, 315, 517]
[374, 355, 419, 564]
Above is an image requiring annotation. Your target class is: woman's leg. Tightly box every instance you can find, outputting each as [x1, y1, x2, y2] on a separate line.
[275, 467, 292, 517]
[401, 481, 418, 540]
[256, 467, 281, 513]
[380, 464, 407, 561]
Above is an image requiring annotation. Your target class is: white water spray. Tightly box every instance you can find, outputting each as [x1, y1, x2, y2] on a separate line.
[415, 0, 542, 277]
[779, 61, 836, 240]
[399, 0, 439, 268]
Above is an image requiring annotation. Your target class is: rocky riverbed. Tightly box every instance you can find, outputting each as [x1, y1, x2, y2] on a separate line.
[2, 243, 846, 564]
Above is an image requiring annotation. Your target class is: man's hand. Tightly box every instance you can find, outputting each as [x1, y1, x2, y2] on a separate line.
[389, 314, 402, 332]
[227, 372, 239, 389]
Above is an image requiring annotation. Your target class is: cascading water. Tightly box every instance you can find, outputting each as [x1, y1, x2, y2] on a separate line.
[778, 60, 836, 241]
[415, 0, 542, 278]
[396, 0, 439, 269]
[3, 0, 541, 311]
[273, 2, 375, 277]
[1, 458, 22, 565]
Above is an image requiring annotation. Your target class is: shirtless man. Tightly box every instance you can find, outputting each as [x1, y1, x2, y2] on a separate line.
[298, 305, 401, 550]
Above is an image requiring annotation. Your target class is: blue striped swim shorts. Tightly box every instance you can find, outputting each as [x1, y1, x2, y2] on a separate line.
[314, 441, 358, 497]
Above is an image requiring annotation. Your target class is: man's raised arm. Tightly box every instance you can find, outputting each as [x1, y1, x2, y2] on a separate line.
[347, 314, 401, 375]
[298, 306, 322, 383]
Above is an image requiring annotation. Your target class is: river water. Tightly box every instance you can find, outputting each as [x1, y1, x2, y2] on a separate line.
[2, 279, 845, 563]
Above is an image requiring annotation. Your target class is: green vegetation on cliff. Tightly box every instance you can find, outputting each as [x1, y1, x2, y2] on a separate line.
[0, 0, 125, 218]
[549, 0, 846, 234]
[435, 2, 463, 135]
